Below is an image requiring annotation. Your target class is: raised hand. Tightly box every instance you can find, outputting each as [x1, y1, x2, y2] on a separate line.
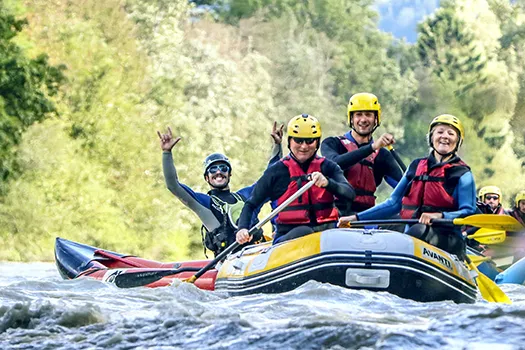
[372, 133, 395, 151]
[270, 121, 285, 145]
[157, 127, 181, 152]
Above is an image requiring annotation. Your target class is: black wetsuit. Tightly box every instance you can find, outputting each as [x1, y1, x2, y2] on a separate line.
[321, 135, 403, 214]
[237, 154, 355, 242]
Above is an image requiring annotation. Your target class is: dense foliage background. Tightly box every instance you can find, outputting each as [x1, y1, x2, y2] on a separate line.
[1, 0, 524, 261]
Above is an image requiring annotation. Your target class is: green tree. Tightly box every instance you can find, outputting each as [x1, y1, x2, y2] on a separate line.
[0, 10, 65, 193]
[417, 6, 487, 94]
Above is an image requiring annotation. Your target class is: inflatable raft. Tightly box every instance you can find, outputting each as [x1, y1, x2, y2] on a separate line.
[55, 228, 478, 303]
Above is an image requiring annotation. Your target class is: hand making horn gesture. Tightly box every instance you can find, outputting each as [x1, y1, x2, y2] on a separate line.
[157, 126, 181, 152]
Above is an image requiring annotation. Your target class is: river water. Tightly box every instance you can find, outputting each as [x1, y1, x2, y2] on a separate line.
[1, 262, 525, 350]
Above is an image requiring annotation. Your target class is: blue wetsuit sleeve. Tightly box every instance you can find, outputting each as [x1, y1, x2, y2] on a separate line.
[385, 176, 399, 189]
[237, 185, 255, 200]
[357, 175, 409, 220]
[442, 172, 477, 220]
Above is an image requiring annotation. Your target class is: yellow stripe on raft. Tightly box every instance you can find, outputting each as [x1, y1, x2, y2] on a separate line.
[245, 231, 322, 276]
[413, 239, 457, 273]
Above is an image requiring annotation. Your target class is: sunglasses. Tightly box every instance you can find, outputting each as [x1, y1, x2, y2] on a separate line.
[292, 137, 317, 145]
[207, 164, 230, 175]
[485, 195, 499, 201]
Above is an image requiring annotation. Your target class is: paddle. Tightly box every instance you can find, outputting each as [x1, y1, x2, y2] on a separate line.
[114, 179, 316, 288]
[466, 228, 506, 245]
[467, 254, 492, 266]
[386, 145, 407, 172]
[339, 214, 523, 232]
[465, 255, 511, 304]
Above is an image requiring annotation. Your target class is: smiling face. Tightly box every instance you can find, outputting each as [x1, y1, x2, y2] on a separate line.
[351, 111, 377, 136]
[430, 124, 459, 156]
[289, 137, 319, 163]
[205, 162, 231, 189]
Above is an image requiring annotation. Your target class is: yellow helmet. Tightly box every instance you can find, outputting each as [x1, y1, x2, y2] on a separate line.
[515, 190, 525, 207]
[287, 114, 322, 138]
[347, 93, 381, 127]
[478, 186, 502, 202]
[429, 114, 465, 147]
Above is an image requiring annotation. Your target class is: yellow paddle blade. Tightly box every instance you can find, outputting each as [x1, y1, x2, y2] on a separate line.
[454, 214, 523, 232]
[466, 259, 511, 304]
[466, 228, 506, 245]
[467, 254, 491, 266]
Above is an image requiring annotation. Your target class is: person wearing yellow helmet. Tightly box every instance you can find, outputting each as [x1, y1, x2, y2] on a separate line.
[479, 190, 525, 269]
[157, 122, 284, 257]
[476, 186, 506, 215]
[340, 114, 476, 259]
[321, 93, 403, 215]
[236, 114, 355, 245]
[509, 191, 525, 227]
[464, 186, 507, 253]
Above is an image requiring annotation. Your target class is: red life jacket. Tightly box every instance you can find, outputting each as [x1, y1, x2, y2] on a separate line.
[509, 209, 525, 227]
[276, 155, 338, 225]
[493, 205, 506, 215]
[338, 136, 378, 209]
[400, 158, 469, 219]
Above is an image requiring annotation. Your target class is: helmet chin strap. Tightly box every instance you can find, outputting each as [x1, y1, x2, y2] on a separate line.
[432, 147, 455, 158]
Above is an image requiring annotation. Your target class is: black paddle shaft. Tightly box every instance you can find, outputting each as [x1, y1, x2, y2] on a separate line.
[389, 148, 407, 172]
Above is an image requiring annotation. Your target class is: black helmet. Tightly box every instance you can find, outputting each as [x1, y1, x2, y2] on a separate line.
[203, 153, 231, 178]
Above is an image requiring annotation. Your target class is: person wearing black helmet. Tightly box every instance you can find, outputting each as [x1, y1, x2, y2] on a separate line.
[157, 122, 284, 257]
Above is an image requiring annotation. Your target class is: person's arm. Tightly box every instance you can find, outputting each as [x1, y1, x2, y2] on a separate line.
[162, 152, 220, 231]
[237, 166, 279, 230]
[376, 149, 403, 188]
[269, 121, 284, 165]
[322, 161, 355, 201]
[357, 175, 410, 220]
[321, 137, 375, 170]
[442, 172, 477, 220]
[269, 144, 282, 165]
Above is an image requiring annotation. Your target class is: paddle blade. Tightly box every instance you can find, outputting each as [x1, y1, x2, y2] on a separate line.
[466, 228, 506, 245]
[467, 254, 491, 267]
[466, 260, 511, 304]
[455, 214, 523, 232]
